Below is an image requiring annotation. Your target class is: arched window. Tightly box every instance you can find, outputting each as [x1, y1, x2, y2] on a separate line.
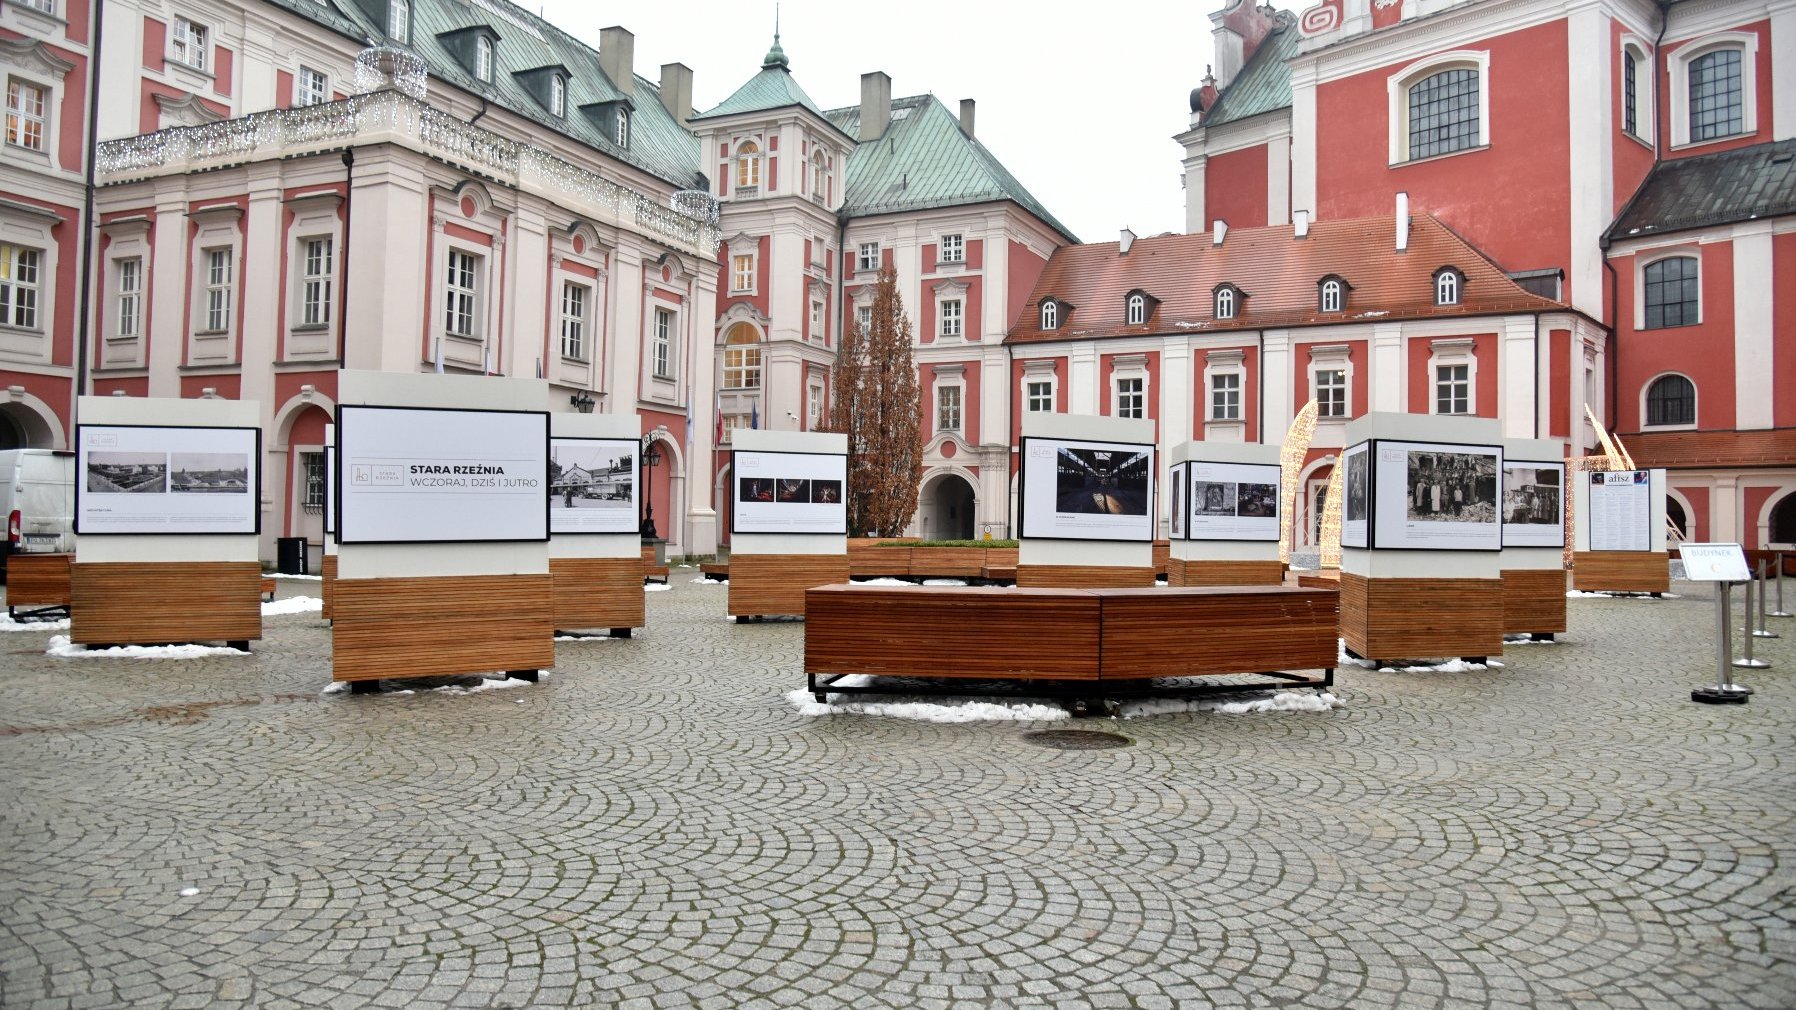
[1126, 293, 1146, 325]
[474, 36, 492, 82]
[1643, 256, 1699, 328]
[1434, 268, 1462, 306]
[1319, 278, 1345, 313]
[1407, 66, 1480, 159]
[549, 75, 565, 117]
[389, 0, 409, 44]
[1645, 374, 1695, 426]
[1769, 492, 1796, 546]
[1689, 48, 1744, 141]
[735, 141, 761, 190]
[723, 324, 761, 388]
[1667, 496, 1689, 539]
[1040, 300, 1058, 330]
[810, 151, 827, 200]
[1215, 286, 1236, 319]
[614, 109, 629, 147]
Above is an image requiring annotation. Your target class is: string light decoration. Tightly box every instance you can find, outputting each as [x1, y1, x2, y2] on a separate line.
[1319, 461, 1344, 568]
[352, 46, 428, 101]
[95, 89, 723, 256]
[1278, 399, 1320, 564]
[1565, 406, 1659, 564]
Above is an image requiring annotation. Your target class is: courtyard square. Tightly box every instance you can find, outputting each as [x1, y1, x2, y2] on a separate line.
[1, 575, 1792, 1009]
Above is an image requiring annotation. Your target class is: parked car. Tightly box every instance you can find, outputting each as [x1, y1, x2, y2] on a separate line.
[0, 449, 75, 581]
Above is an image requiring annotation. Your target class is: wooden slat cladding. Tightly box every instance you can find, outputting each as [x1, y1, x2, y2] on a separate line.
[550, 557, 644, 630]
[1098, 587, 1338, 680]
[1623, 428, 1796, 469]
[70, 561, 262, 644]
[1572, 551, 1670, 593]
[806, 584, 1102, 680]
[321, 554, 337, 620]
[729, 554, 851, 617]
[1168, 558, 1285, 587]
[1501, 568, 1568, 634]
[848, 540, 910, 578]
[1339, 572, 1503, 660]
[1296, 571, 1342, 591]
[1016, 564, 1156, 589]
[641, 547, 669, 585]
[1152, 541, 1170, 576]
[331, 574, 553, 682]
[907, 547, 985, 578]
[7, 553, 71, 607]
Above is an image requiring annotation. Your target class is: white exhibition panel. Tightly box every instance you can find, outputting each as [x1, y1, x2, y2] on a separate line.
[1186, 460, 1280, 542]
[1369, 439, 1503, 552]
[1501, 459, 1567, 549]
[732, 450, 848, 535]
[1168, 462, 1186, 539]
[76, 423, 260, 535]
[337, 405, 548, 544]
[1018, 435, 1156, 543]
[549, 436, 638, 535]
[1341, 442, 1371, 550]
[548, 412, 642, 559]
[1585, 470, 1654, 552]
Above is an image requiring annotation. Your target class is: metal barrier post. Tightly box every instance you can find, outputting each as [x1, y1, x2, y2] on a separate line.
[1754, 559, 1779, 639]
[1695, 581, 1751, 704]
[1772, 553, 1791, 618]
[1734, 578, 1770, 670]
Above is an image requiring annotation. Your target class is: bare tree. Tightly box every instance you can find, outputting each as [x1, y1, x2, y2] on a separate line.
[826, 267, 921, 536]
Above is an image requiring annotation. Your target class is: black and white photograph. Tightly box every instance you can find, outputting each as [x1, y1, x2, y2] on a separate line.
[1193, 481, 1237, 516]
[1236, 481, 1277, 518]
[1405, 451, 1498, 524]
[86, 451, 167, 494]
[169, 452, 251, 493]
[811, 479, 842, 504]
[1503, 465, 1561, 525]
[1054, 447, 1151, 517]
[549, 443, 633, 511]
[1346, 453, 1368, 522]
[1169, 464, 1185, 539]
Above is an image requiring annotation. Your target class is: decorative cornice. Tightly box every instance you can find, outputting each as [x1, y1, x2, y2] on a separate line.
[0, 35, 76, 78]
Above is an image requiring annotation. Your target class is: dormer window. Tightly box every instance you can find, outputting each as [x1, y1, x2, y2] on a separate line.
[1126, 293, 1146, 325]
[1319, 276, 1347, 313]
[614, 108, 629, 147]
[1434, 267, 1463, 306]
[549, 75, 565, 117]
[474, 37, 492, 82]
[1214, 285, 1239, 320]
[735, 140, 761, 190]
[389, 0, 410, 45]
[1040, 300, 1059, 330]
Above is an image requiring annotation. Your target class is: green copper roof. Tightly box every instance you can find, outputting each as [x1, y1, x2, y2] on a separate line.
[1202, 17, 1298, 128]
[692, 62, 826, 122]
[825, 95, 1078, 243]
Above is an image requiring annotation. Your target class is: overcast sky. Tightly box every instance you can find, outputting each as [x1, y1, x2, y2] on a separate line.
[539, 1, 1218, 244]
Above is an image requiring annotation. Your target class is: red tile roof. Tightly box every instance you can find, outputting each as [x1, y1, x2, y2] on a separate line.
[1004, 214, 1563, 344]
[1619, 428, 1796, 470]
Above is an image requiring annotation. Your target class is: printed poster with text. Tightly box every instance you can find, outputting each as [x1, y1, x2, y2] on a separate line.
[336, 405, 548, 543]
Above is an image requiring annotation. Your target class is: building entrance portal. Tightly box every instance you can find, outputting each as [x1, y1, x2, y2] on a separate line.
[928, 473, 976, 541]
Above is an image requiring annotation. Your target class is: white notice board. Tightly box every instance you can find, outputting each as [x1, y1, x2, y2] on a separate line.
[1678, 542, 1750, 582]
[336, 405, 548, 544]
[1588, 470, 1651, 552]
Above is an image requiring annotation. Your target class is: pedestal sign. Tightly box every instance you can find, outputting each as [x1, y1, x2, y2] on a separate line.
[1680, 543, 1753, 705]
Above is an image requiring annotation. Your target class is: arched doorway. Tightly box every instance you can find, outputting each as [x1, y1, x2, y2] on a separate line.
[0, 410, 24, 449]
[924, 472, 976, 541]
[0, 400, 58, 450]
[1666, 496, 1689, 540]
[1769, 491, 1796, 546]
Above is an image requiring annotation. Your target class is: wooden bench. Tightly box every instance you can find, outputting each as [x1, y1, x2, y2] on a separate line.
[699, 562, 730, 582]
[847, 539, 911, 578]
[261, 576, 277, 601]
[1339, 572, 1503, 663]
[641, 546, 669, 585]
[804, 583, 1337, 700]
[70, 561, 262, 648]
[332, 573, 553, 682]
[1167, 558, 1286, 587]
[550, 556, 645, 634]
[1572, 551, 1670, 594]
[728, 553, 851, 618]
[6, 552, 72, 618]
[1015, 564, 1156, 589]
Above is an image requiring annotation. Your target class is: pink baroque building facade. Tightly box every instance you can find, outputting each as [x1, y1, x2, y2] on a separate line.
[1174, 0, 1796, 549]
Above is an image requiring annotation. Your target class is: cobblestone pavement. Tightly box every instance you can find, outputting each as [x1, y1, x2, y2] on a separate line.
[1, 574, 1793, 1010]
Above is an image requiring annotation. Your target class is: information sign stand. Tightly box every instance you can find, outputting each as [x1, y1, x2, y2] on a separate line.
[1500, 438, 1569, 640]
[1166, 441, 1283, 587]
[726, 430, 849, 620]
[547, 412, 646, 638]
[1015, 414, 1158, 589]
[1682, 543, 1754, 704]
[1572, 469, 1670, 594]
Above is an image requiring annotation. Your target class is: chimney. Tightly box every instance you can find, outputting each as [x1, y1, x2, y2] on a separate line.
[1212, 219, 1228, 246]
[599, 26, 635, 96]
[1293, 209, 1310, 239]
[659, 62, 692, 124]
[1395, 192, 1410, 252]
[1209, 0, 1282, 90]
[859, 71, 891, 142]
[1119, 227, 1135, 255]
[959, 98, 976, 137]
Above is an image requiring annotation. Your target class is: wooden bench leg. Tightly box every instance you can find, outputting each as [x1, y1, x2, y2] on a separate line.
[609, 627, 632, 638]
[227, 640, 251, 652]
[507, 669, 540, 683]
[350, 680, 380, 695]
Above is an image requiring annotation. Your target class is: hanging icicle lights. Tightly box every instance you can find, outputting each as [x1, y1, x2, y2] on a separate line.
[1278, 400, 1320, 565]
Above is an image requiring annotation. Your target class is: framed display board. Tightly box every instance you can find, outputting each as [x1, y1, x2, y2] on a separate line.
[75, 424, 261, 535]
[336, 405, 548, 544]
[1678, 542, 1749, 582]
[1186, 460, 1281, 542]
[549, 437, 638, 535]
[1369, 438, 1503, 551]
[1501, 459, 1566, 548]
[732, 449, 848, 534]
[1341, 442, 1370, 550]
[1168, 462, 1186, 540]
[324, 446, 336, 536]
[1588, 470, 1651, 551]
[1018, 436, 1156, 543]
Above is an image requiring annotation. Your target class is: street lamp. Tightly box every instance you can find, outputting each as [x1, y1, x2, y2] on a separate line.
[569, 390, 595, 413]
[639, 431, 664, 540]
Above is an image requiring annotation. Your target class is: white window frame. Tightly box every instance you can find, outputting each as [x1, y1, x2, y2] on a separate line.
[854, 299, 873, 336]
[97, 218, 149, 366]
[614, 108, 629, 148]
[1022, 359, 1058, 414]
[719, 413, 748, 444]
[856, 241, 880, 273]
[1210, 370, 1241, 421]
[0, 217, 54, 362]
[1620, 38, 1652, 146]
[202, 247, 233, 333]
[730, 252, 755, 294]
[940, 298, 963, 339]
[1025, 378, 1054, 413]
[559, 280, 588, 361]
[808, 298, 823, 341]
[722, 326, 762, 389]
[939, 233, 964, 265]
[4, 77, 47, 153]
[651, 306, 675, 379]
[296, 66, 329, 107]
[1635, 248, 1702, 330]
[0, 243, 43, 331]
[1126, 292, 1146, 325]
[1202, 348, 1246, 436]
[1309, 345, 1352, 420]
[1669, 32, 1758, 149]
[298, 236, 333, 328]
[388, 0, 409, 45]
[1386, 50, 1490, 165]
[1640, 371, 1698, 430]
[1214, 286, 1237, 319]
[11, 0, 55, 14]
[474, 36, 492, 82]
[443, 246, 483, 340]
[935, 381, 963, 434]
[734, 140, 761, 192]
[1320, 278, 1344, 313]
[548, 74, 565, 117]
[808, 379, 825, 430]
[1428, 338, 1477, 416]
[114, 256, 142, 339]
[1040, 300, 1058, 330]
[809, 150, 827, 203]
[1111, 356, 1148, 420]
[1434, 268, 1462, 306]
[170, 17, 210, 72]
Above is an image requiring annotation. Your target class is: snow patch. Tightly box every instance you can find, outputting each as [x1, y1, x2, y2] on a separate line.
[47, 635, 247, 660]
[0, 613, 69, 632]
[858, 577, 913, 587]
[921, 578, 968, 587]
[645, 583, 672, 592]
[178, 887, 200, 897]
[1337, 637, 1502, 673]
[1503, 634, 1558, 645]
[1567, 590, 1679, 599]
[691, 576, 726, 584]
[788, 683, 1070, 723]
[433, 674, 545, 694]
[274, 573, 323, 581]
[1120, 691, 1345, 718]
[262, 595, 323, 616]
[553, 633, 622, 642]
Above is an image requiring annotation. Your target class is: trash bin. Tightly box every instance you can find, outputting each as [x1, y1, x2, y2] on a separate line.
[276, 537, 308, 575]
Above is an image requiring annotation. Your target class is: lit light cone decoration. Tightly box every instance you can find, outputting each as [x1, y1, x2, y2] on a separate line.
[1566, 405, 1653, 564]
[1320, 462, 1345, 568]
[1278, 400, 1320, 564]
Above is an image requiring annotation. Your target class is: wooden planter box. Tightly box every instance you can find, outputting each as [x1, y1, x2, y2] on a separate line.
[1015, 564, 1157, 589]
[550, 556, 644, 632]
[6, 552, 71, 611]
[1167, 557, 1285, 587]
[728, 553, 851, 618]
[332, 573, 553, 682]
[1500, 568, 1567, 635]
[1339, 571, 1503, 662]
[320, 554, 336, 620]
[70, 561, 262, 647]
[1572, 551, 1670, 594]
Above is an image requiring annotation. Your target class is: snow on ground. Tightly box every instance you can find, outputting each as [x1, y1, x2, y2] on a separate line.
[920, 579, 968, 587]
[0, 613, 69, 632]
[791, 675, 1344, 722]
[1337, 638, 1503, 673]
[1155, 579, 1169, 587]
[1567, 590, 1679, 599]
[645, 583, 672, 592]
[1120, 692, 1345, 718]
[1503, 634, 1559, 645]
[262, 596, 323, 616]
[857, 578, 913, 587]
[691, 576, 726, 584]
[274, 573, 323, 581]
[553, 633, 623, 642]
[321, 672, 547, 696]
[47, 635, 247, 660]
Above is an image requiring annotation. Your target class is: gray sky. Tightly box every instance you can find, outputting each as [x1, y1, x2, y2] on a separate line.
[539, 1, 1217, 244]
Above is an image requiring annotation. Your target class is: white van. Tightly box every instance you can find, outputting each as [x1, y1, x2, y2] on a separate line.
[0, 449, 75, 577]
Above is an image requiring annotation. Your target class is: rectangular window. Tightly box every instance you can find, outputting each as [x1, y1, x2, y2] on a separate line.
[0, 244, 41, 330]
[809, 300, 823, 340]
[1622, 52, 1638, 137]
[1026, 379, 1053, 413]
[857, 242, 879, 272]
[172, 18, 208, 71]
[13, 0, 54, 14]
[1689, 49, 1743, 141]
[297, 67, 329, 107]
[445, 249, 479, 337]
[1643, 257, 1699, 329]
[940, 298, 963, 338]
[116, 257, 142, 338]
[1210, 372, 1240, 420]
[936, 385, 962, 433]
[300, 237, 332, 327]
[940, 234, 963, 264]
[808, 381, 824, 430]
[389, 0, 409, 44]
[301, 451, 326, 509]
[652, 307, 674, 378]
[1115, 376, 1144, 419]
[1315, 368, 1347, 418]
[720, 413, 747, 443]
[731, 253, 753, 293]
[856, 304, 872, 334]
[4, 78, 46, 152]
[560, 281, 587, 359]
[1435, 363, 1469, 414]
[203, 248, 232, 332]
